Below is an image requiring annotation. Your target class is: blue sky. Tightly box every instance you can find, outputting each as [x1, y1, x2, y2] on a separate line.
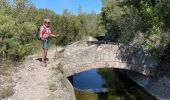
[31, 0, 102, 15]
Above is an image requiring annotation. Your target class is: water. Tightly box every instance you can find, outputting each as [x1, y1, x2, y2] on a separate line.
[72, 69, 106, 92]
[68, 68, 156, 100]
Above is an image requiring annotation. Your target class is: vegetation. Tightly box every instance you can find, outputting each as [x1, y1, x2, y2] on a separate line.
[1, 0, 170, 71]
[1, 0, 170, 99]
[0, 1, 105, 98]
[0, 0, 105, 62]
[101, 0, 170, 69]
[0, 86, 13, 99]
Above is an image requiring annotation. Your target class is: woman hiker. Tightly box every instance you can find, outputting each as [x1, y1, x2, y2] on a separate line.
[39, 19, 58, 66]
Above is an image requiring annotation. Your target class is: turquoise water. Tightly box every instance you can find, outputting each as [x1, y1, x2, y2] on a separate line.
[69, 68, 156, 100]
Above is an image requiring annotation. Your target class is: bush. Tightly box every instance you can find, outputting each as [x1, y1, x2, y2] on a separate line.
[0, 11, 36, 61]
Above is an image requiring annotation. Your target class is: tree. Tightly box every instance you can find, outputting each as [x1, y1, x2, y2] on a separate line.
[101, 0, 126, 41]
[100, 0, 170, 60]
[0, 0, 105, 62]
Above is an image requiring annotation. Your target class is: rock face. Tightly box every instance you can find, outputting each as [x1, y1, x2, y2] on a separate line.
[125, 71, 170, 100]
[59, 40, 158, 77]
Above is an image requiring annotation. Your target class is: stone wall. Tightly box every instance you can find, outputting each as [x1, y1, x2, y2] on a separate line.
[58, 41, 158, 77]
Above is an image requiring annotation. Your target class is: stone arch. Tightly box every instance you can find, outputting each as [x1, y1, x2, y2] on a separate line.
[59, 41, 157, 77]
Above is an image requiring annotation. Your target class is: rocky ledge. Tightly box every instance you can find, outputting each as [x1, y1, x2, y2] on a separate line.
[125, 71, 170, 100]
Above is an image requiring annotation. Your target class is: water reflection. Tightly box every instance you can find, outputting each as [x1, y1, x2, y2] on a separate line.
[69, 68, 156, 100]
[73, 69, 106, 92]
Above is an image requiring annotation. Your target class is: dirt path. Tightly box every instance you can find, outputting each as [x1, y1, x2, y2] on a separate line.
[4, 48, 72, 100]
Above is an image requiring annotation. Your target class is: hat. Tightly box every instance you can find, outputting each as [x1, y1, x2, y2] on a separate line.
[44, 19, 50, 23]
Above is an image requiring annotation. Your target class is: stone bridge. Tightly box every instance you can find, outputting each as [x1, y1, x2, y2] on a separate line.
[57, 41, 158, 77]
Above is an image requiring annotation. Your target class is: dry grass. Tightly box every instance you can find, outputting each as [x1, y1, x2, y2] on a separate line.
[0, 86, 13, 99]
[49, 83, 58, 91]
[0, 60, 17, 99]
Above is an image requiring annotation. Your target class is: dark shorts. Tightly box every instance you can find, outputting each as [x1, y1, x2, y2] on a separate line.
[42, 38, 50, 49]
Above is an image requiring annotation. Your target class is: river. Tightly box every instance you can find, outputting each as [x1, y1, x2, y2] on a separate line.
[68, 68, 156, 100]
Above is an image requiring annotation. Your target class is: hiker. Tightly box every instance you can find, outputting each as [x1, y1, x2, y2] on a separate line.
[39, 19, 57, 65]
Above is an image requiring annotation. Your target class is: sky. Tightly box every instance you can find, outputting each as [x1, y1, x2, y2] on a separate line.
[31, 0, 103, 15]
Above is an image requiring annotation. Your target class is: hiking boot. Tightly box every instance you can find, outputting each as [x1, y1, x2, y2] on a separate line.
[44, 63, 47, 67]
[41, 61, 47, 67]
[46, 60, 50, 64]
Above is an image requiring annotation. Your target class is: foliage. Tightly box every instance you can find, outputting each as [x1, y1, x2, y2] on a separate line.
[101, 0, 170, 60]
[101, 0, 126, 41]
[3, 0, 170, 63]
[0, 0, 105, 61]
[56, 10, 105, 45]
[0, 9, 36, 61]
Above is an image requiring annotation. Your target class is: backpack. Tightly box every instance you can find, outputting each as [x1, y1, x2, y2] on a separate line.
[36, 26, 46, 40]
